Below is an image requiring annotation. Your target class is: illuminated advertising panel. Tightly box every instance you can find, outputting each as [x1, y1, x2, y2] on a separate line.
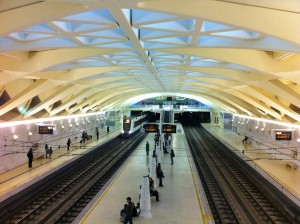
[39, 125, 54, 134]
[275, 131, 292, 140]
[144, 124, 159, 133]
[162, 124, 176, 133]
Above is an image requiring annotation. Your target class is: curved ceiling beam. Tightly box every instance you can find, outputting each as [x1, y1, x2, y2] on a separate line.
[155, 48, 300, 74]
[82, 88, 144, 112]
[225, 89, 283, 120]
[0, 48, 127, 72]
[0, 79, 57, 116]
[0, 1, 88, 37]
[34, 66, 135, 82]
[49, 88, 97, 116]
[138, 0, 300, 45]
[23, 84, 79, 119]
[169, 66, 276, 82]
[241, 86, 300, 122]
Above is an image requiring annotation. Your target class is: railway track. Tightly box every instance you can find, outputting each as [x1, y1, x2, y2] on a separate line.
[184, 125, 300, 224]
[0, 132, 146, 224]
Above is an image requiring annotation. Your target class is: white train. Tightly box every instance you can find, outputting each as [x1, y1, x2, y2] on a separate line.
[122, 114, 148, 137]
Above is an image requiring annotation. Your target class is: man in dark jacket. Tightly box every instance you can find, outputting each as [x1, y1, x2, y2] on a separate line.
[27, 148, 33, 168]
[156, 163, 164, 187]
[146, 141, 150, 155]
[124, 197, 134, 224]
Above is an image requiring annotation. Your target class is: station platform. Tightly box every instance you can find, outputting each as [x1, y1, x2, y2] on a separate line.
[78, 124, 212, 224]
[0, 129, 121, 203]
[1, 122, 299, 223]
[202, 123, 300, 206]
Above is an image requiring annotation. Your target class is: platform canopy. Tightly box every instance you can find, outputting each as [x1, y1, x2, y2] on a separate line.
[0, 0, 300, 122]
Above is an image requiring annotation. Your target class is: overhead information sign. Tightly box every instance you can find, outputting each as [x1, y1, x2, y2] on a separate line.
[144, 124, 159, 133]
[162, 124, 176, 133]
[275, 131, 292, 140]
[39, 125, 54, 134]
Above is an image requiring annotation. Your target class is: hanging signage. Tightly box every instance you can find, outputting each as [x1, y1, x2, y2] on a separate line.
[162, 124, 176, 133]
[144, 124, 159, 133]
[39, 125, 54, 134]
[275, 131, 292, 140]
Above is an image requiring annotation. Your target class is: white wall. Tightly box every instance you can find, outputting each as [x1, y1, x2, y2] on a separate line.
[233, 115, 300, 158]
[0, 111, 122, 174]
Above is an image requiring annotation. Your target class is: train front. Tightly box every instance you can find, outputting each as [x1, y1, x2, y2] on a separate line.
[122, 118, 132, 138]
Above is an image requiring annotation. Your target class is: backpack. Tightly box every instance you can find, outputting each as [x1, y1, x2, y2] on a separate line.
[132, 205, 138, 217]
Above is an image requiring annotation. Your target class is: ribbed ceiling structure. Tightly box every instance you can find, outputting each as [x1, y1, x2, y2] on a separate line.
[0, 0, 300, 122]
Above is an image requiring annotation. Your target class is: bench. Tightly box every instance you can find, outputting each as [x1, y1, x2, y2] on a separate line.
[285, 162, 298, 170]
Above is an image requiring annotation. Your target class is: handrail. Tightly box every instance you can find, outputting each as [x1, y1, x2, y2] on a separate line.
[205, 127, 300, 207]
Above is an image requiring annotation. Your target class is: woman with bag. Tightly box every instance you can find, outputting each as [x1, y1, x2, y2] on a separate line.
[170, 149, 175, 165]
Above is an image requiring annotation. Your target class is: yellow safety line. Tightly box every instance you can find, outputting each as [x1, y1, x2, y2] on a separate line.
[80, 153, 136, 224]
[187, 157, 214, 224]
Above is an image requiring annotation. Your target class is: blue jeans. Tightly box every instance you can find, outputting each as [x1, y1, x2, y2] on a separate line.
[124, 215, 133, 224]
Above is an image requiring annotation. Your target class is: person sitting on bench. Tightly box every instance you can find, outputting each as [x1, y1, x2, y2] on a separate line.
[242, 136, 248, 144]
[149, 177, 159, 201]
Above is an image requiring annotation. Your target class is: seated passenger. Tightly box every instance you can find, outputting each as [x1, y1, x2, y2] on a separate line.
[152, 149, 156, 158]
[135, 202, 141, 216]
[149, 177, 159, 201]
[163, 143, 169, 154]
[120, 204, 127, 222]
[242, 136, 248, 144]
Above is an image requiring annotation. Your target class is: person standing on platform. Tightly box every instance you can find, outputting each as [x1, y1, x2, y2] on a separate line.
[170, 149, 175, 165]
[107, 125, 110, 134]
[27, 148, 33, 168]
[45, 144, 49, 158]
[168, 134, 172, 146]
[146, 141, 150, 156]
[96, 127, 99, 140]
[156, 163, 164, 187]
[67, 138, 71, 151]
[124, 197, 134, 224]
[49, 147, 53, 159]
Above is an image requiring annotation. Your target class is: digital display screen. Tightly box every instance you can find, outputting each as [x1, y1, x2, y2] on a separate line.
[275, 131, 292, 140]
[39, 126, 54, 134]
[162, 124, 176, 133]
[144, 124, 159, 133]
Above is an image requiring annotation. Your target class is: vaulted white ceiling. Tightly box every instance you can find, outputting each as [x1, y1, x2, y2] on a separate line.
[0, 0, 300, 122]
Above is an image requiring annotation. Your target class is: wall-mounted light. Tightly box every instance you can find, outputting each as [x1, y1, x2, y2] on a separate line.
[297, 138, 300, 143]
[13, 135, 18, 139]
[261, 128, 264, 131]
[82, 121, 85, 124]
[61, 125, 64, 129]
[69, 124, 72, 127]
[76, 122, 79, 126]
[28, 132, 33, 136]
[0, 112, 105, 128]
[234, 114, 300, 129]
[97, 119, 99, 121]
[255, 126, 259, 129]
